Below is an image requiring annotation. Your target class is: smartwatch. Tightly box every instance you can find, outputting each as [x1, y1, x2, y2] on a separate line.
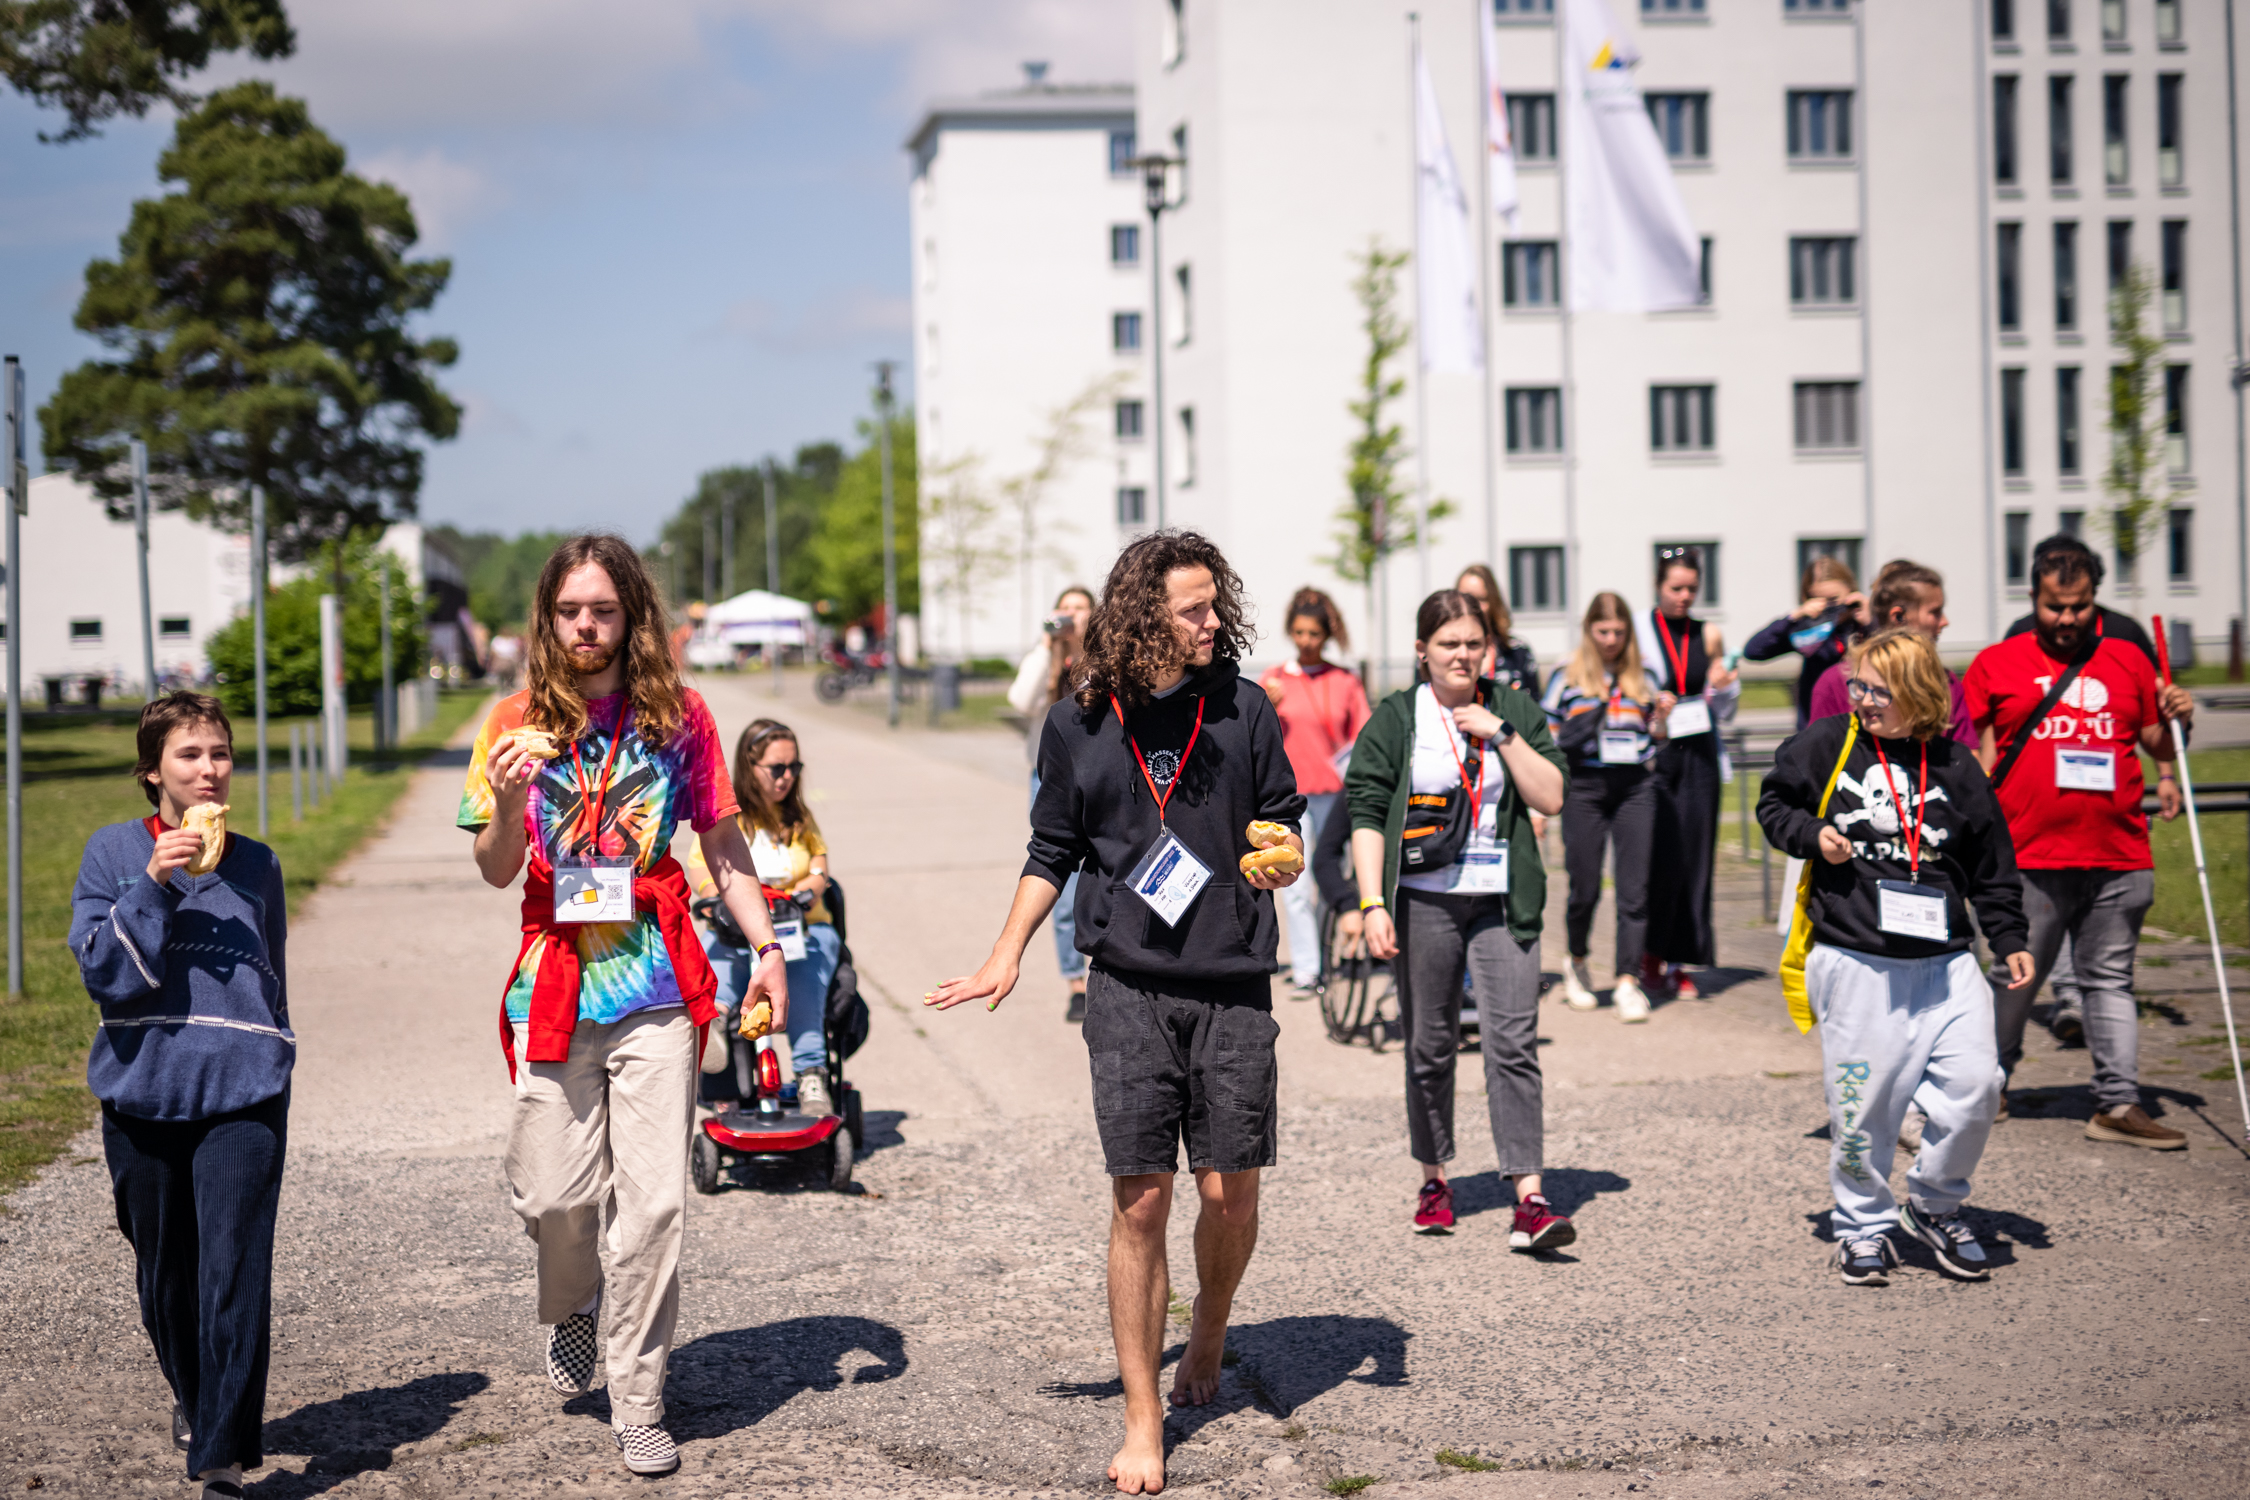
[1492, 717, 1518, 746]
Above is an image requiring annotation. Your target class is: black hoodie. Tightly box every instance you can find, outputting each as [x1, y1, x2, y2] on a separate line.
[1027, 659, 1307, 992]
[1758, 714, 2029, 962]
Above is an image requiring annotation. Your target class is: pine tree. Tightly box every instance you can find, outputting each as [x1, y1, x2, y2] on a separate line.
[2, 0, 294, 142]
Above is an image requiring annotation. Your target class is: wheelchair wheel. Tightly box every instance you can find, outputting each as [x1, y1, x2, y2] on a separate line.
[841, 1084, 863, 1147]
[691, 1132, 723, 1195]
[827, 1125, 856, 1191]
[815, 672, 849, 703]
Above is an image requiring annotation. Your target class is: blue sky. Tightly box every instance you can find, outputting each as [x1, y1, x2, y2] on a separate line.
[0, 0, 1131, 540]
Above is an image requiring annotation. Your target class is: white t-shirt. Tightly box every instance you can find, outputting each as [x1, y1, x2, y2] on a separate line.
[1397, 685, 1510, 895]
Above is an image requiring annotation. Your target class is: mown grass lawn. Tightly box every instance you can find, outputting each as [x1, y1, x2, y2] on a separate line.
[0, 692, 487, 1198]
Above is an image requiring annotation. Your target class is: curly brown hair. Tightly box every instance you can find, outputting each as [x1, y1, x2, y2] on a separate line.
[524, 533, 685, 749]
[1075, 530, 1254, 713]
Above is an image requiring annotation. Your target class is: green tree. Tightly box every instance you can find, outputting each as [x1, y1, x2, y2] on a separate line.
[2, 0, 293, 142]
[40, 81, 460, 564]
[808, 409, 918, 627]
[2102, 263, 2192, 613]
[428, 525, 570, 634]
[998, 373, 1117, 639]
[654, 444, 840, 607]
[922, 453, 1010, 656]
[203, 534, 426, 717]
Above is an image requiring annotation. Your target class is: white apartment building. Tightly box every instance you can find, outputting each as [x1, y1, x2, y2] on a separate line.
[911, 0, 2245, 672]
[908, 70, 1149, 658]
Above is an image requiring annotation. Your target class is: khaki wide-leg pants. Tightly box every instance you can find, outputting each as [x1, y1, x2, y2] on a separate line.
[506, 1008, 694, 1426]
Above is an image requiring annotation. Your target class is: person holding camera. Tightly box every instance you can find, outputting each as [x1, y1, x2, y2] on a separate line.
[1744, 554, 1871, 730]
[1009, 585, 1099, 1021]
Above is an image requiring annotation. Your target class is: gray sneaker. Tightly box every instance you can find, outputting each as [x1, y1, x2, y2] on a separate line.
[796, 1071, 833, 1118]
[1900, 1201, 1991, 1281]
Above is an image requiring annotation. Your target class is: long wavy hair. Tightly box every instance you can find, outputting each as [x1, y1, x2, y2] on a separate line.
[524, 533, 685, 748]
[731, 719, 821, 842]
[1075, 530, 1253, 713]
[1563, 591, 1653, 703]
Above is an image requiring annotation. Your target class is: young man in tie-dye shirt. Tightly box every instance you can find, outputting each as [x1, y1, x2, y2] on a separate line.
[461, 534, 786, 1479]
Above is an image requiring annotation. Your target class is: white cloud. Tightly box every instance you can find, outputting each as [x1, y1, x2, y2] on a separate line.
[459, 390, 532, 438]
[720, 287, 912, 353]
[356, 147, 496, 251]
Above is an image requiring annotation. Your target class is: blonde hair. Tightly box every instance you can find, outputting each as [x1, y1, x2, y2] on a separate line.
[1564, 592, 1652, 703]
[1456, 563, 1512, 644]
[1849, 626, 1951, 741]
[1799, 553, 1859, 602]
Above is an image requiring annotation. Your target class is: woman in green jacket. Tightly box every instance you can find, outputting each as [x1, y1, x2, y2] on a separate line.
[1348, 589, 1571, 1244]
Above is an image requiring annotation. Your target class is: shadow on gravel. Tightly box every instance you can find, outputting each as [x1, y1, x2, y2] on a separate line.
[859, 1108, 908, 1155]
[421, 747, 475, 769]
[664, 1315, 909, 1440]
[1226, 1315, 1408, 1419]
[1799, 1204, 2051, 1265]
[257, 1371, 490, 1496]
[1679, 965, 1766, 999]
[1445, 1168, 1629, 1222]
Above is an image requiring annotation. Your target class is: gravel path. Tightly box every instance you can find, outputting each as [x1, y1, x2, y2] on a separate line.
[2, 676, 2245, 1499]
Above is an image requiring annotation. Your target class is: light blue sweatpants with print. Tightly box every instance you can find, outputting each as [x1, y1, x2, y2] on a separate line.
[1808, 944, 2003, 1242]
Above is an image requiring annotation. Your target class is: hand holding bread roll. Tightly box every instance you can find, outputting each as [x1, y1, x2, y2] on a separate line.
[507, 727, 563, 761]
[1245, 820, 1293, 850]
[182, 802, 228, 876]
[1238, 843, 1303, 877]
[738, 999, 774, 1040]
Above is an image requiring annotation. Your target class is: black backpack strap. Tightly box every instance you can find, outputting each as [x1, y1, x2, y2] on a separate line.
[1989, 645, 2094, 790]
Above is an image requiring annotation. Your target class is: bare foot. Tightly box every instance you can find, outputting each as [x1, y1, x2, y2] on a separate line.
[1108, 1422, 1166, 1494]
[1168, 1295, 1227, 1407]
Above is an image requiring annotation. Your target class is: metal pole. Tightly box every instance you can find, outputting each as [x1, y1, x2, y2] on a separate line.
[765, 464, 782, 696]
[290, 722, 302, 822]
[5, 356, 23, 995]
[1852, 1, 1877, 562]
[702, 511, 716, 605]
[1144, 159, 1170, 530]
[133, 441, 156, 701]
[379, 554, 394, 753]
[1408, 12, 1432, 601]
[1554, 13, 1580, 617]
[1473, 0, 1499, 571]
[252, 487, 268, 836]
[1970, 7, 2001, 641]
[2226, 0, 2247, 640]
[721, 488, 735, 602]
[878, 363, 901, 729]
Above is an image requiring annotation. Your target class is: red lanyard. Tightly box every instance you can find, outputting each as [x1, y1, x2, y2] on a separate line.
[1439, 697, 1487, 811]
[1112, 693, 1204, 822]
[566, 701, 632, 847]
[1655, 611, 1692, 694]
[1869, 736, 1930, 882]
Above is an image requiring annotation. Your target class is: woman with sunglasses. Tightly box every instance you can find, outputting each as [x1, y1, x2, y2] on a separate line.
[689, 720, 841, 1117]
[1758, 627, 2033, 1287]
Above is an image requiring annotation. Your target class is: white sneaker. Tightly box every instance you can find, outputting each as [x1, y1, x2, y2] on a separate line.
[1562, 960, 1598, 1011]
[796, 1071, 833, 1118]
[1613, 975, 1651, 1024]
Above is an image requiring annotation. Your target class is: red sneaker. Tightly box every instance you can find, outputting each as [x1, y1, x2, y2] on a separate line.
[1414, 1178, 1455, 1232]
[1509, 1194, 1576, 1252]
[1639, 955, 1673, 995]
[1669, 966, 1700, 1000]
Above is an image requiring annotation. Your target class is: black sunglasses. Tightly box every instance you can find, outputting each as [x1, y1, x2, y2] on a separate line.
[757, 761, 804, 777]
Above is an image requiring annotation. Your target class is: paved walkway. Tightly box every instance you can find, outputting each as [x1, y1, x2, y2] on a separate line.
[1, 674, 2246, 1499]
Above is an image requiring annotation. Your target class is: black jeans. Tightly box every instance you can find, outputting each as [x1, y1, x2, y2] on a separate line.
[1563, 765, 1657, 975]
[103, 1091, 289, 1478]
[1649, 739, 1721, 966]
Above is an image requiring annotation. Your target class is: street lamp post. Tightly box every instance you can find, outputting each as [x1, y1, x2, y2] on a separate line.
[876, 363, 900, 729]
[764, 463, 782, 696]
[1133, 154, 1181, 531]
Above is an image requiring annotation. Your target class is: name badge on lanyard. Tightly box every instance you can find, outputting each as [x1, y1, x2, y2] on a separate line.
[1877, 880, 1949, 941]
[2055, 745, 2117, 792]
[1599, 730, 1641, 765]
[1666, 695, 1712, 738]
[554, 704, 638, 925]
[770, 907, 809, 961]
[1115, 692, 1211, 927]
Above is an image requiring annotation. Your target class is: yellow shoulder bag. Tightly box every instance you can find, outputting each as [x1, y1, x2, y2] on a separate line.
[1779, 714, 1859, 1034]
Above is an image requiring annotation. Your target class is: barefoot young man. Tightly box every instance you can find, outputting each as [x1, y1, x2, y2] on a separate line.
[462, 535, 788, 1477]
[927, 531, 1306, 1495]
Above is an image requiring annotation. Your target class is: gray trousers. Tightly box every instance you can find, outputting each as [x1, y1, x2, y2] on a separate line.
[1395, 889, 1543, 1173]
[1987, 867, 2154, 1112]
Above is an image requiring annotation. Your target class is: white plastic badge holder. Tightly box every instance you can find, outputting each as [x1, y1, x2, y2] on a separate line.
[1667, 695, 1713, 738]
[1126, 826, 1213, 926]
[2055, 745, 2117, 792]
[1449, 839, 1510, 894]
[1877, 879, 1948, 941]
[554, 856, 634, 924]
[1599, 730, 1641, 765]
[771, 909, 809, 961]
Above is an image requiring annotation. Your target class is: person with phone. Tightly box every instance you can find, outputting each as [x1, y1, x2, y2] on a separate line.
[1760, 628, 2033, 1285]
[1744, 554, 1871, 729]
[1008, 585, 1099, 1020]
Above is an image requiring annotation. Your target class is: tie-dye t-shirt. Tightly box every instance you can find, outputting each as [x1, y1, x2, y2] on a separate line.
[459, 688, 738, 1024]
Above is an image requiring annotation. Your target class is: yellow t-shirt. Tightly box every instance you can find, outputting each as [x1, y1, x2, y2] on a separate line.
[687, 815, 832, 925]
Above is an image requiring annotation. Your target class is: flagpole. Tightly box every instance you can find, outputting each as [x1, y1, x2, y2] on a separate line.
[1409, 11, 1432, 603]
[1852, 0, 1876, 561]
[1474, 0, 1499, 573]
[1554, 2, 1580, 616]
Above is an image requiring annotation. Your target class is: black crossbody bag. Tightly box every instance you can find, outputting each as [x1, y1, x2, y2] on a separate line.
[1988, 642, 2095, 791]
[1400, 686, 1494, 874]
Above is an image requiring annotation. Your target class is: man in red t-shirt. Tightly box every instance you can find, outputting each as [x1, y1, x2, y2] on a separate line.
[1964, 537, 2191, 1150]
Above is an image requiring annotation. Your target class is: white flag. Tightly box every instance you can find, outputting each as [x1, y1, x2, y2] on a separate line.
[1480, 12, 1520, 231]
[1560, 0, 1703, 312]
[1415, 45, 1484, 373]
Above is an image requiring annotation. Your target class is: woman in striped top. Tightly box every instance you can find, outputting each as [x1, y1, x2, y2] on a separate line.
[1541, 592, 1671, 1021]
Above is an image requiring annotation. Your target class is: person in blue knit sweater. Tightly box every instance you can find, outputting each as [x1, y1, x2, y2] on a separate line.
[70, 692, 289, 1500]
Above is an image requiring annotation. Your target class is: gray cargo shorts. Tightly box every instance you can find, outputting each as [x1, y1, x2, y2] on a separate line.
[1083, 965, 1279, 1177]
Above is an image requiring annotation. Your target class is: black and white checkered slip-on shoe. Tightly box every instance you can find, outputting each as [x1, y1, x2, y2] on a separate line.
[546, 1309, 600, 1394]
[172, 1401, 191, 1452]
[1900, 1200, 1992, 1281]
[614, 1423, 680, 1476]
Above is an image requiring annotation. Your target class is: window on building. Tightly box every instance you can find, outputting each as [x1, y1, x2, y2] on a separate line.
[1699, 236, 1714, 303]
[1994, 0, 2017, 42]
[1787, 90, 1854, 159]
[1174, 264, 1192, 345]
[1797, 538, 1862, 583]
[1162, 0, 1185, 66]
[2106, 217, 2132, 295]
[1179, 406, 1197, 486]
[1109, 129, 1137, 175]
[2156, 0, 2181, 44]
[2048, 75, 2074, 184]
[2001, 367, 2028, 475]
[2048, 0, 2072, 42]
[1110, 224, 1140, 265]
[2165, 364, 2189, 472]
[2057, 365, 2083, 473]
[1116, 486, 1147, 526]
[2054, 219, 2080, 329]
[2161, 219, 2187, 329]
[1993, 76, 2020, 184]
[2059, 507, 2086, 536]
[1650, 384, 1717, 452]
[1494, 0, 1555, 14]
[69, 618, 102, 643]
[1112, 311, 1142, 351]
[1505, 388, 1564, 453]
[1115, 400, 1145, 440]
[1508, 546, 1567, 613]
[1784, 0, 1853, 11]
[1793, 381, 1862, 450]
[158, 615, 191, 639]
[2157, 74, 2184, 186]
[2168, 506, 2194, 582]
[2101, 0, 2126, 42]
[2103, 74, 2129, 184]
[1508, 93, 1557, 160]
[1646, 92, 1710, 160]
[2005, 510, 2032, 585]
[1643, 0, 1707, 13]
[1502, 241, 1560, 307]
[1997, 222, 2024, 329]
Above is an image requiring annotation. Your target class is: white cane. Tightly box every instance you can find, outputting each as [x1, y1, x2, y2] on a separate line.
[2153, 616, 2250, 1137]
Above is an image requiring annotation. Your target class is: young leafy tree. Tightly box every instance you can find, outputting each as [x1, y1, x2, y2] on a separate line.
[809, 408, 918, 628]
[41, 81, 460, 563]
[2102, 262, 2192, 615]
[203, 533, 426, 717]
[997, 372, 1119, 641]
[1, 0, 294, 142]
[921, 453, 1011, 658]
[656, 444, 841, 607]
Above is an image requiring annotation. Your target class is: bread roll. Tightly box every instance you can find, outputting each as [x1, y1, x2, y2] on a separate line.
[738, 999, 774, 1040]
[508, 727, 563, 761]
[1238, 844, 1303, 877]
[182, 802, 228, 876]
[1245, 820, 1292, 850]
